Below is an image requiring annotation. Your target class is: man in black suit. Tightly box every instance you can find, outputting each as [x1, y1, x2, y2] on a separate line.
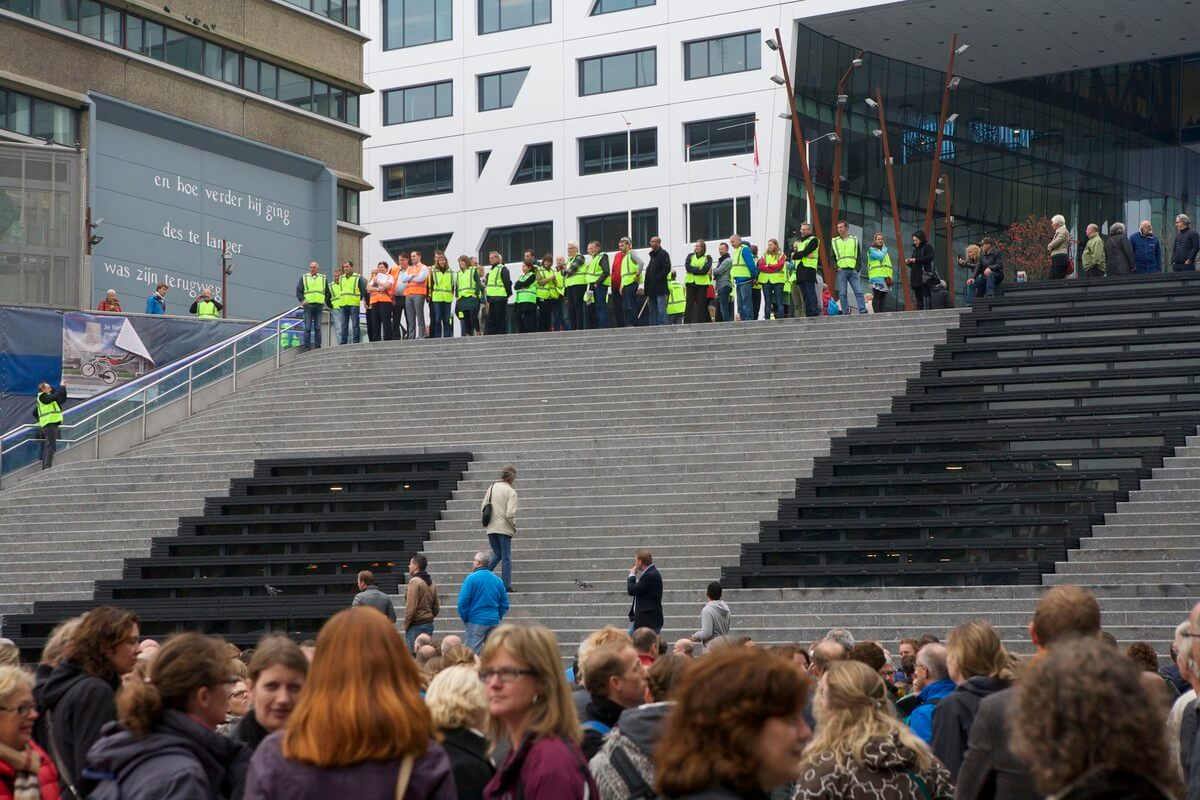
[626, 549, 663, 634]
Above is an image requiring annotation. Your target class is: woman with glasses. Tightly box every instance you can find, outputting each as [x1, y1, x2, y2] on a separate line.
[227, 635, 308, 752]
[243, 608, 454, 800]
[0, 665, 59, 799]
[85, 632, 251, 799]
[481, 624, 598, 800]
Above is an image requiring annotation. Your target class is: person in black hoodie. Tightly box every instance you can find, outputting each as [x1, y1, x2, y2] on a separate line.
[227, 635, 307, 753]
[905, 231, 936, 310]
[643, 237, 673, 327]
[931, 620, 1012, 780]
[426, 664, 495, 800]
[39, 606, 139, 797]
[580, 644, 648, 760]
[85, 632, 250, 799]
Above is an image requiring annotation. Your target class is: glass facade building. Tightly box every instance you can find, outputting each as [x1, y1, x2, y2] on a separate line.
[787, 25, 1200, 290]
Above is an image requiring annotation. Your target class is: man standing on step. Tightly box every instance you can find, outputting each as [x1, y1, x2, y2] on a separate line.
[563, 241, 587, 332]
[398, 250, 429, 340]
[690, 581, 731, 648]
[484, 252, 512, 335]
[584, 240, 611, 329]
[295, 261, 331, 351]
[643, 237, 672, 327]
[483, 464, 519, 591]
[33, 380, 66, 470]
[832, 221, 868, 315]
[627, 549, 663, 634]
[457, 551, 509, 654]
[402, 555, 440, 652]
[352, 570, 397, 624]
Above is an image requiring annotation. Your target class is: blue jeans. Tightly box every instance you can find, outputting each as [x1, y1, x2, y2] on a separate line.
[646, 295, 666, 326]
[302, 303, 323, 349]
[336, 306, 360, 344]
[717, 286, 733, 322]
[464, 622, 494, 655]
[405, 621, 433, 653]
[622, 285, 642, 326]
[430, 301, 452, 338]
[762, 282, 785, 319]
[836, 269, 867, 314]
[488, 532, 512, 588]
[735, 282, 754, 320]
[593, 286, 609, 328]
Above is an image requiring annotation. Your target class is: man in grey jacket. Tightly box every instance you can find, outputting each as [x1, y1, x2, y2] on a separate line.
[690, 582, 731, 645]
[351, 570, 397, 623]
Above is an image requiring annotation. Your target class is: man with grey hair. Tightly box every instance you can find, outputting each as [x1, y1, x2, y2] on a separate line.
[1082, 223, 1106, 278]
[907, 643, 953, 744]
[563, 241, 587, 331]
[455, 551, 509, 654]
[440, 634, 463, 656]
[1131, 219, 1163, 274]
[824, 628, 856, 651]
[1105, 222, 1136, 276]
[1174, 213, 1200, 272]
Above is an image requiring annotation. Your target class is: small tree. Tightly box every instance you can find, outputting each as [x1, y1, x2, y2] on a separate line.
[1000, 214, 1057, 282]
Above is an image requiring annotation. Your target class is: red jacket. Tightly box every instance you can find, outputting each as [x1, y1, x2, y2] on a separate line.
[485, 735, 597, 800]
[97, 299, 122, 312]
[0, 742, 61, 800]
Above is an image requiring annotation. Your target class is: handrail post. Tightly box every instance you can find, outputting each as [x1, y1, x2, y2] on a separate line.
[141, 388, 148, 443]
[232, 340, 238, 392]
[95, 421, 101, 459]
[0, 442, 5, 490]
[275, 320, 282, 368]
[187, 364, 194, 416]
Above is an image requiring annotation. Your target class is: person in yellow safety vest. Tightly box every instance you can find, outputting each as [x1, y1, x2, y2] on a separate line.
[782, 255, 796, 318]
[666, 272, 686, 324]
[428, 251, 455, 339]
[33, 380, 66, 470]
[514, 251, 539, 334]
[189, 288, 223, 320]
[867, 232, 895, 314]
[548, 257, 568, 331]
[832, 221, 868, 315]
[294, 261, 331, 351]
[582, 241, 610, 329]
[454, 255, 483, 337]
[750, 244, 763, 320]
[614, 237, 644, 328]
[683, 239, 713, 324]
[562, 241, 588, 332]
[759, 239, 787, 320]
[790, 223, 821, 318]
[729, 234, 758, 321]
[330, 260, 367, 345]
[484, 251, 512, 335]
[535, 253, 556, 332]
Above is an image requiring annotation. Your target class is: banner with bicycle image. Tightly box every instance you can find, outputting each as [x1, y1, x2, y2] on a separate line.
[61, 312, 155, 398]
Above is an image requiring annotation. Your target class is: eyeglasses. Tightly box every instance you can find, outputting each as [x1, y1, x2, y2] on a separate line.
[0, 704, 36, 717]
[1181, 632, 1200, 640]
[478, 667, 537, 684]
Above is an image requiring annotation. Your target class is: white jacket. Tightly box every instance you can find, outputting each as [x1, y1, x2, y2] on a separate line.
[483, 480, 518, 536]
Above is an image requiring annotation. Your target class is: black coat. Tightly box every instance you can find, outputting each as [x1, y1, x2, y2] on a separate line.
[581, 696, 625, 761]
[954, 688, 1039, 800]
[228, 709, 270, 752]
[909, 242, 935, 287]
[627, 564, 663, 631]
[1105, 232, 1135, 275]
[930, 676, 1010, 779]
[440, 727, 494, 800]
[39, 660, 120, 793]
[1173, 226, 1200, 267]
[644, 249, 673, 297]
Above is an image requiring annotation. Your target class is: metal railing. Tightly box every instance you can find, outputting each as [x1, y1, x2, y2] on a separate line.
[0, 306, 309, 486]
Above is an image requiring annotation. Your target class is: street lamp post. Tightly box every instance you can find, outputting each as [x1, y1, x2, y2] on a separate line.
[923, 35, 966, 236]
[621, 113, 633, 242]
[869, 91, 910, 310]
[830, 51, 865, 235]
[803, 131, 839, 228]
[684, 139, 708, 245]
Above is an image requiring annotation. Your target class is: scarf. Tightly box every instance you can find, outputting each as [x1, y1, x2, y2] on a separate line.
[0, 741, 42, 800]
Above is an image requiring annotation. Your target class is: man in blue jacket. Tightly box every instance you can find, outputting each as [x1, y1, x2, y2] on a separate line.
[906, 642, 955, 743]
[729, 234, 757, 321]
[457, 551, 509, 653]
[145, 283, 168, 314]
[1131, 220, 1163, 274]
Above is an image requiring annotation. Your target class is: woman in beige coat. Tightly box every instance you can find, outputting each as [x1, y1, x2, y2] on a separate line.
[1048, 214, 1071, 279]
[482, 465, 518, 591]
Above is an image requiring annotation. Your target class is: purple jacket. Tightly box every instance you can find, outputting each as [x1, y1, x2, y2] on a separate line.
[484, 735, 598, 800]
[243, 732, 456, 800]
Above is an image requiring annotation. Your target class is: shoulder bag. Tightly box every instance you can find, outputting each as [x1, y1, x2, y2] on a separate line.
[481, 483, 495, 528]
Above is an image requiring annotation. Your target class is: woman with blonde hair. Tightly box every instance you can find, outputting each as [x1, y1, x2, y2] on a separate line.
[931, 620, 1012, 778]
[793, 660, 952, 800]
[481, 623, 597, 799]
[0, 665, 59, 799]
[427, 665, 494, 800]
[243, 608, 453, 799]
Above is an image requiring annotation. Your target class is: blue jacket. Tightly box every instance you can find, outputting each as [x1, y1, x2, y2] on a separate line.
[145, 293, 166, 315]
[732, 244, 758, 285]
[905, 678, 956, 743]
[1130, 231, 1162, 273]
[457, 566, 509, 626]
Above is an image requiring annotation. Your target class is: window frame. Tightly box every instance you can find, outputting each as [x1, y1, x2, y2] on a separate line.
[578, 208, 659, 250]
[683, 30, 761, 81]
[688, 196, 751, 241]
[683, 113, 756, 161]
[382, 80, 454, 125]
[382, 156, 455, 201]
[512, 142, 553, 185]
[578, 47, 657, 97]
[477, 0, 551, 36]
[589, 0, 654, 15]
[478, 220, 554, 264]
[578, 127, 657, 176]
[477, 67, 530, 112]
[383, 0, 453, 50]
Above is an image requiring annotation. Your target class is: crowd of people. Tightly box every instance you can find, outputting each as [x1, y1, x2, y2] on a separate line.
[0, 583, 1192, 800]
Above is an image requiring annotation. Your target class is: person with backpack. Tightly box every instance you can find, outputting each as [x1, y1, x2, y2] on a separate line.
[579, 644, 648, 760]
[905, 643, 955, 744]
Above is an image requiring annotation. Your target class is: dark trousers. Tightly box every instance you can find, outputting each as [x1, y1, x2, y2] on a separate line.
[565, 285, 586, 332]
[302, 303, 323, 349]
[592, 285, 609, 328]
[685, 283, 710, 324]
[430, 301, 452, 338]
[1174, 262, 1196, 272]
[798, 282, 820, 318]
[537, 300, 552, 332]
[871, 290, 889, 314]
[1049, 254, 1070, 279]
[367, 303, 393, 341]
[516, 302, 537, 333]
[621, 285, 643, 326]
[486, 300, 508, 335]
[392, 299, 407, 338]
[610, 289, 625, 328]
[40, 423, 59, 469]
[458, 307, 480, 336]
[913, 284, 932, 310]
[752, 287, 762, 320]
[717, 286, 733, 322]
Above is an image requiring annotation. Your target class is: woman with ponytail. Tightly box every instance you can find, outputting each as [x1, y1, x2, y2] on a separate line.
[930, 620, 1013, 779]
[84, 632, 250, 799]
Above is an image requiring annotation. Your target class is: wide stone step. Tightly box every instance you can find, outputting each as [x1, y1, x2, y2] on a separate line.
[1068, 547, 1200, 562]
[1045, 571, 1200, 584]
[1056, 559, 1200, 574]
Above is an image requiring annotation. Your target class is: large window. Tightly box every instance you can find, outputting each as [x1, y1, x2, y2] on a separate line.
[279, 0, 360, 28]
[383, 81, 452, 125]
[479, 221, 553, 263]
[4, 1, 361, 125]
[579, 48, 656, 96]
[590, 0, 653, 14]
[512, 143, 552, 184]
[383, 156, 454, 200]
[477, 68, 529, 112]
[579, 209, 658, 250]
[684, 114, 755, 161]
[578, 128, 657, 175]
[337, 186, 360, 225]
[384, 0, 452, 50]
[689, 197, 750, 240]
[0, 88, 77, 145]
[684, 31, 761, 80]
[382, 234, 452, 263]
[478, 0, 550, 35]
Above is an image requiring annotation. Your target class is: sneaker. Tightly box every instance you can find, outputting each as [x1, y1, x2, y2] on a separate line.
[506, 586, 516, 593]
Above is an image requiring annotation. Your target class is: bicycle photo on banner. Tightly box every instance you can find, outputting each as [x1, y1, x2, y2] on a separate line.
[61, 312, 154, 398]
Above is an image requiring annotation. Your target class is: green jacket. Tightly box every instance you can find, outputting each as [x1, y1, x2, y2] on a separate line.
[1082, 234, 1106, 273]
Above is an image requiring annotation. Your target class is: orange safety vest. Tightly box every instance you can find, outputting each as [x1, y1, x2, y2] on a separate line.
[403, 264, 428, 296]
[388, 265, 403, 300]
[368, 271, 394, 305]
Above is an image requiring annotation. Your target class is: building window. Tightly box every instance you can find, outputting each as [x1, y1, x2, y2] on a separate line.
[579, 48, 656, 97]
[478, 0, 550, 35]
[0, 88, 77, 145]
[337, 186, 360, 224]
[579, 209, 658, 250]
[477, 150, 491, 175]
[477, 68, 529, 112]
[383, 156, 454, 200]
[689, 197, 750, 240]
[479, 221, 553, 263]
[512, 143, 552, 184]
[684, 114, 755, 161]
[384, 0, 452, 50]
[383, 81, 452, 125]
[382, 234, 452, 263]
[684, 31, 761, 80]
[578, 128, 657, 175]
[279, 0, 361, 28]
[590, 0, 654, 14]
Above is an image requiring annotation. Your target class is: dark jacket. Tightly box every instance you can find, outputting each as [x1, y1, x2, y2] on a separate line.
[791, 239, 820, 284]
[666, 788, 768, 800]
[978, 248, 1004, 285]
[33, 386, 67, 423]
[244, 732, 455, 800]
[484, 734, 598, 800]
[40, 660, 120, 794]
[189, 298, 224, 315]
[910, 241, 936, 287]
[581, 696, 625, 761]
[1173, 226, 1200, 267]
[1105, 231, 1136, 275]
[1163, 664, 1191, 695]
[644, 248, 673, 297]
[352, 585, 397, 622]
[1130, 231, 1162, 273]
[1065, 768, 1174, 800]
[85, 710, 251, 800]
[626, 564, 663, 632]
[930, 675, 1010, 779]
[226, 709, 270, 752]
[954, 688, 1039, 800]
[589, 701, 671, 800]
[440, 727, 494, 800]
[930, 282, 953, 309]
